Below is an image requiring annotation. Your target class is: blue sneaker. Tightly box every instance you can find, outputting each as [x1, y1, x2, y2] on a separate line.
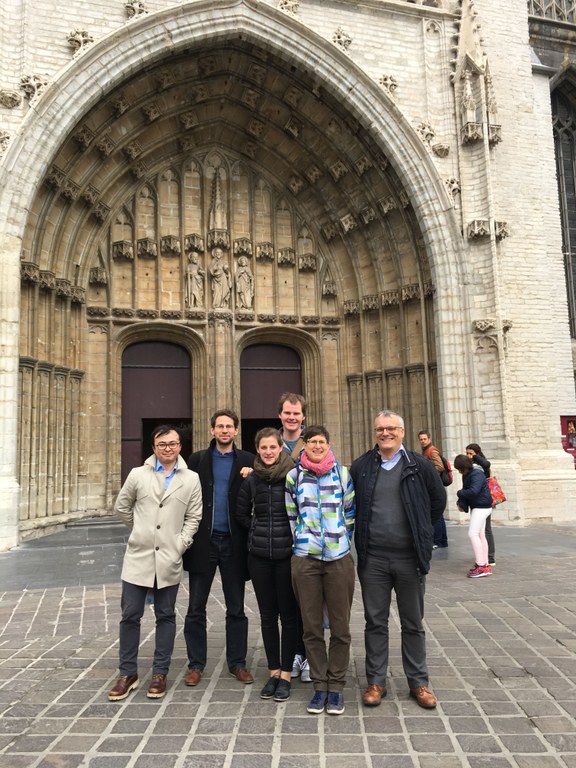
[307, 690, 328, 714]
[326, 691, 345, 715]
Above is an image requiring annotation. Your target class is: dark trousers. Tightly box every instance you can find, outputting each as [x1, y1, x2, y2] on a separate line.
[485, 514, 495, 561]
[184, 534, 248, 672]
[358, 552, 429, 689]
[291, 553, 355, 693]
[248, 553, 298, 672]
[433, 515, 448, 547]
[119, 580, 179, 676]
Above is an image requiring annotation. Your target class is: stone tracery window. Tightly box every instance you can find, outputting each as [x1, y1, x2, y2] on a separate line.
[553, 89, 576, 336]
[528, 1, 576, 23]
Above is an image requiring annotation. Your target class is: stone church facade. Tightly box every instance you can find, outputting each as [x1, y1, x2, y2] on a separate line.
[0, 0, 575, 548]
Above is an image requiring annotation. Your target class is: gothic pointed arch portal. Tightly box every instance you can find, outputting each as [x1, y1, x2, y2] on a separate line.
[13, 3, 453, 534]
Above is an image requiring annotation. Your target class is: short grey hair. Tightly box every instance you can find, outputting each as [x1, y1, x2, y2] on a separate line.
[375, 410, 405, 429]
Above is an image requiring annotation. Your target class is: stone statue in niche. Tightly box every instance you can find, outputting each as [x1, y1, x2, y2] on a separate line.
[235, 256, 254, 310]
[185, 251, 205, 308]
[208, 247, 232, 308]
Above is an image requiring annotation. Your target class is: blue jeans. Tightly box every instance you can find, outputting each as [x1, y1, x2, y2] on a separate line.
[358, 552, 429, 689]
[184, 534, 248, 671]
[119, 580, 179, 676]
[433, 515, 448, 547]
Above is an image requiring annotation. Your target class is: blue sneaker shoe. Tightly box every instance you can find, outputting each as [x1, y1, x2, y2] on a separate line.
[307, 690, 328, 714]
[326, 691, 345, 715]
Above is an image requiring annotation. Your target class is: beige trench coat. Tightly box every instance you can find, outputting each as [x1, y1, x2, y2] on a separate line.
[115, 455, 203, 589]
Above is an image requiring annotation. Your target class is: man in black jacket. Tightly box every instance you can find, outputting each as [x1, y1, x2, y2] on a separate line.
[183, 410, 255, 686]
[350, 410, 446, 710]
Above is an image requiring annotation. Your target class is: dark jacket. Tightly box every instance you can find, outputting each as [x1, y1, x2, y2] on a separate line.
[472, 454, 491, 478]
[457, 466, 492, 512]
[235, 473, 293, 560]
[183, 439, 254, 576]
[350, 447, 446, 575]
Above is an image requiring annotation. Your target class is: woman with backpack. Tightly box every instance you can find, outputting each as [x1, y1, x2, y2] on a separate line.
[235, 428, 297, 702]
[454, 454, 493, 578]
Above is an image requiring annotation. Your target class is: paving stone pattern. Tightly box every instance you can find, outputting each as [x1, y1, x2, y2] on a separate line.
[1, 521, 576, 766]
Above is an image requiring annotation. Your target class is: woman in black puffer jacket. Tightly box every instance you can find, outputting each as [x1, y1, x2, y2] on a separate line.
[236, 428, 296, 702]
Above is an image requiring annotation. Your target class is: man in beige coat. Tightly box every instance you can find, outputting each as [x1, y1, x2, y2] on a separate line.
[108, 425, 202, 701]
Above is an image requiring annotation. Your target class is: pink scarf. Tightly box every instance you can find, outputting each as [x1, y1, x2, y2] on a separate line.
[299, 448, 336, 476]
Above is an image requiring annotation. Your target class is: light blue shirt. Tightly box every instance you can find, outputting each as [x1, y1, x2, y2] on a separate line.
[380, 445, 408, 471]
[155, 459, 177, 490]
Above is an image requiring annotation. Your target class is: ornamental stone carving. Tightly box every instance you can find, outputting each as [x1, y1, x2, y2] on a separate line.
[461, 122, 483, 144]
[125, 0, 148, 18]
[467, 219, 490, 240]
[329, 160, 348, 182]
[302, 315, 320, 325]
[248, 119, 266, 138]
[160, 311, 182, 320]
[185, 233, 205, 253]
[298, 254, 317, 272]
[284, 85, 303, 108]
[0, 89, 21, 108]
[344, 300, 361, 316]
[322, 317, 340, 325]
[360, 206, 376, 225]
[354, 156, 372, 176]
[339, 214, 357, 234]
[137, 309, 159, 319]
[96, 135, 116, 158]
[234, 238, 253, 256]
[0, 130, 9, 156]
[74, 125, 95, 151]
[61, 179, 80, 202]
[256, 242, 274, 261]
[445, 177, 461, 206]
[142, 103, 161, 122]
[46, 166, 65, 189]
[473, 318, 498, 351]
[378, 74, 398, 98]
[288, 176, 305, 195]
[381, 290, 400, 307]
[235, 257, 254, 309]
[21, 262, 40, 283]
[280, 315, 298, 324]
[87, 307, 110, 318]
[258, 314, 277, 323]
[113, 241, 134, 261]
[81, 186, 100, 206]
[285, 117, 302, 138]
[488, 124, 502, 146]
[92, 202, 111, 223]
[71, 286, 86, 304]
[110, 94, 130, 116]
[39, 271, 56, 291]
[433, 143, 450, 157]
[363, 295, 380, 311]
[417, 121, 436, 144]
[379, 196, 397, 215]
[278, 0, 299, 16]
[306, 165, 322, 184]
[322, 280, 337, 297]
[321, 223, 340, 241]
[89, 267, 108, 285]
[332, 26, 352, 52]
[207, 230, 230, 250]
[185, 309, 206, 321]
[123, 141, 143, 160]
[68, 30, 94, 56]
[160, 235, 181, 257]
[56, 279, 72, 299]
[401, 284, 420, 302]
[137, 238, 157, 259]
[112, 308, 136, 318]
[494, 221, 509, 240]
[131, 160, 148, 179]
[20, 74, 49, 103]
[278, 247, 296, 266]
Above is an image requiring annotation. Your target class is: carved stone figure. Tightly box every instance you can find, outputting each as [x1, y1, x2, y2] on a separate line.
[185, 251, 205, 308]
[208, 248, 232, 308]
[235, 256, 254, 309]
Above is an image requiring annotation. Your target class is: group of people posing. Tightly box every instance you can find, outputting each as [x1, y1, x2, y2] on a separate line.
[108, 394, 450, 715]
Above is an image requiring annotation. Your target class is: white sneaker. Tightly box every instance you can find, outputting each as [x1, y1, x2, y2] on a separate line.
[291, 654, 304, 678]
[300, 659, 312, 683]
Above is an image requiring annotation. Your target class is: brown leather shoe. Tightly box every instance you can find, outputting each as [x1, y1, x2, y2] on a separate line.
[184, 668, 202, 686]
[230, 667, 254, 684]
[362, 684, 387, 707]
[108, 674, 138, 701]
[410, 686, 437, 709]
[147, 673, 167, 699]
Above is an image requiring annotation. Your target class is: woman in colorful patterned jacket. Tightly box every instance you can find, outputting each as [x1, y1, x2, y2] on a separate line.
[285, 425, 355, 717]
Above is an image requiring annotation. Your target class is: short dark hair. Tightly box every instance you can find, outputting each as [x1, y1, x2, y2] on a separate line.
[277, 392, 307, 416]
[302, 425, 330, 443]
[454, 454, 473, 472]
[151, 424, 181, 444]
[254, 427, 283, 449]
[210, 409, 239, 429]
[418, 430, 431, 438]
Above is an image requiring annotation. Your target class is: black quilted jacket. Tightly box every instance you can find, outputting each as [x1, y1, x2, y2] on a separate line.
[235, 473, 293, 560]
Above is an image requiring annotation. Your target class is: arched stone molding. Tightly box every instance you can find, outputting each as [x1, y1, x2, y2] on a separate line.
[0, 0, 473, 543]
[109, 322, 207, 488]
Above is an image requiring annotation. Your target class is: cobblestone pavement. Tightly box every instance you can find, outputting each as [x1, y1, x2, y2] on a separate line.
[2, 519, 576, 767]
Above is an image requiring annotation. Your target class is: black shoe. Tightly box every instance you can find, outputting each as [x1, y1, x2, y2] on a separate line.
[274, 679, 291, 702]
[260, 676, 280, 699]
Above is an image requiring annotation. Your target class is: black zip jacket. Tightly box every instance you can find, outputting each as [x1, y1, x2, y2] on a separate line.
[350, 447, 446, 575]
[235, 474, 293, 560]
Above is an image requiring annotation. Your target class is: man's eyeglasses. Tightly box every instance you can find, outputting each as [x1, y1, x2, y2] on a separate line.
[375, 426, 402, 434]
[155, 442, 181, 450]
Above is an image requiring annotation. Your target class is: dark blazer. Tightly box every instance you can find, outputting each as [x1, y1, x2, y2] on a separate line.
[350, 447, 446, 575]
[183, 439, 254, 576]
